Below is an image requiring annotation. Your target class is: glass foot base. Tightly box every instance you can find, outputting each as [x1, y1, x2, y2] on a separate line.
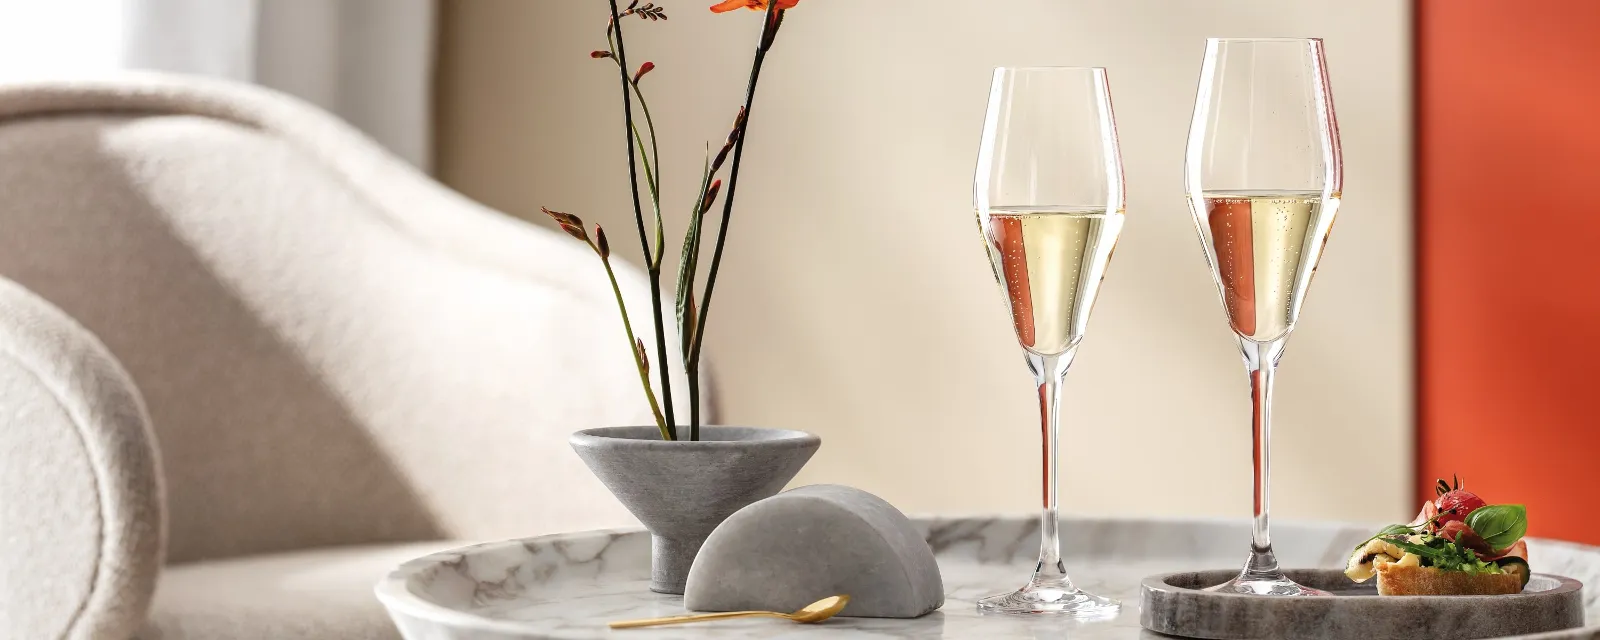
[1206, 575, 1329, 596]
[977, 579, 1122, 616]
[1210, 546, 1330, 596]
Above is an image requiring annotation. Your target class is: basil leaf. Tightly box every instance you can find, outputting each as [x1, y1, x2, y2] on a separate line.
[1465, 504, 1528, 550]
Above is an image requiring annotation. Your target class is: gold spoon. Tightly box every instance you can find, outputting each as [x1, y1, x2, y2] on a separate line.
[609, 595, 850, 629]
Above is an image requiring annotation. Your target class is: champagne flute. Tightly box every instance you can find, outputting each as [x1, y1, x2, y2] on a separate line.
[1185, 38, 1342, 596]
[973, 66, 1123, 616]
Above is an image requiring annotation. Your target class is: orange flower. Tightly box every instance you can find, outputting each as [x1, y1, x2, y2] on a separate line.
[709, 0, 798, 13]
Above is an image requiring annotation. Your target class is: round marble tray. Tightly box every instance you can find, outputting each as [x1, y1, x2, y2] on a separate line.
[1142, 569, 1583, 639]
[376, 516, 1600, 639]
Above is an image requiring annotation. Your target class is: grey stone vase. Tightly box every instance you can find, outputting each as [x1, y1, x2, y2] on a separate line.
[569, 426, 820, 594]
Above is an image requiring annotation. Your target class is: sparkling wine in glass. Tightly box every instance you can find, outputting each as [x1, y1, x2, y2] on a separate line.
[1185, 38, 1342, 596]
[973, 66, 1123, 616]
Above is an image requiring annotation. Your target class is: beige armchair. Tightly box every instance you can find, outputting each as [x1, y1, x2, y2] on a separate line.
[0, 74, 692, 639]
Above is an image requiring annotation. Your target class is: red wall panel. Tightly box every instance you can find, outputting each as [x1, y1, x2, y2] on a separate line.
[1417, 0, 1600, 544]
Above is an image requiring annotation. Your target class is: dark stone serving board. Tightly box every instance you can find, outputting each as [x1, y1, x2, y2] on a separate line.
[1141, 569, 1584, 640]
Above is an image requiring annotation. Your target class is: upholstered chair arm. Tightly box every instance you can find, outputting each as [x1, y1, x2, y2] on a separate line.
[0, 278, 164, 640]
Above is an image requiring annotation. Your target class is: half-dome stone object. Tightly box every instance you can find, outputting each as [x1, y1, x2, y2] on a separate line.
[683, 484, 944, 618]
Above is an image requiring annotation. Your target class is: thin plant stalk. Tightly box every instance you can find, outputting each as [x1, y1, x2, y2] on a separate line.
[686, 2, 784, 439]
[634, 89, 665, 267]
[542, 209, 670, 440]
[604, 26, 665, 264]
[608, 0, 677, 437]
[600, 253, 671, 439]
[679, 110, 741, 435]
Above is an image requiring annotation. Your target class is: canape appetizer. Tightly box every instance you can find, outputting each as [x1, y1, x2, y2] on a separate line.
[1346, 476, 1529, 595]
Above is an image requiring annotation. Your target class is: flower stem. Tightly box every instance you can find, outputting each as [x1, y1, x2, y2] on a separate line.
[629, 122, 659, 215]
[599, 252, 670, 439]
[604, 44, 666, 268]
[608, 0, 676, 438]
[687, 2, 785, 440]
[631, 82, 665, 268]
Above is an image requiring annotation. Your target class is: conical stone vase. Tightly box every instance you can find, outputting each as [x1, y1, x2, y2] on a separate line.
[569, 426, 820, 594]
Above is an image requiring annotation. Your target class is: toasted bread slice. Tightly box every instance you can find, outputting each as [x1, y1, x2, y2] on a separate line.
[1376, 563, 1523, 595]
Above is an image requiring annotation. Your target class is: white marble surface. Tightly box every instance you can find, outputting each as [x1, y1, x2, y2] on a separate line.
[376, 516, 1600, 639]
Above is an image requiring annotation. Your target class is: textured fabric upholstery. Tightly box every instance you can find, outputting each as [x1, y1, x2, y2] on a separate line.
[0, 279, 163, 640]
[0, 74, 694, 639]
[139, 542, 461, 640]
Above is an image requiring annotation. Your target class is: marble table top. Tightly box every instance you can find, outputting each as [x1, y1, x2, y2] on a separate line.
[377, 516, 1600, 639]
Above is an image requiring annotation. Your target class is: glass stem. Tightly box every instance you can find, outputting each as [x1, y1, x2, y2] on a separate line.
[1028, 349, 1075, 587]
[1239, 337, 1288, 580]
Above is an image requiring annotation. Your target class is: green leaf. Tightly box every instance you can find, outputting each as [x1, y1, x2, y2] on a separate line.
[1354, 524, 1418, 551]
[1381, 534, 1506, 573]
[675, 151, 713, 358]
[1378, 524, 1414, 537]
[1384, 537, 1450, 562]
[1466, 504, 1528, 550]
[1395, 536, 1484, 571]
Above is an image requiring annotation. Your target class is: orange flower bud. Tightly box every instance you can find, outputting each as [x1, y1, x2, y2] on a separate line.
[542, 207, 590, 242]
[700, 179, 723, 215]
[594, 224, 611, 258]
[633, 61, 656, 83]
[711, 107, 746, 171]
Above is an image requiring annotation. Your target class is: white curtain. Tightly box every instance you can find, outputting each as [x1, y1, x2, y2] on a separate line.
[0, 0, 435, 169]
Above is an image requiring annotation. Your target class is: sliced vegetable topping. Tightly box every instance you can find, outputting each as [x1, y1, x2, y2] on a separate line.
[1495, 557, 1531, 589]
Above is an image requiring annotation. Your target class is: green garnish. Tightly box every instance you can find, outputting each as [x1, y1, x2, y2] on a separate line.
[1352, 509, 1456, 552]
[1465, 504, 1528, 551]
[1378, 524, 1414, 538]
[1379, 534, 1502, 574]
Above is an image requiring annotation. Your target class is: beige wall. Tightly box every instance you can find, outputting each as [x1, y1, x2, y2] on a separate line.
[437, 0, 1412, 525]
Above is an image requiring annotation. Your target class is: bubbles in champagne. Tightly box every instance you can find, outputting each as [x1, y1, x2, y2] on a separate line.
[979, 207, 1124, 355]
[1193, 191, 1339, 342]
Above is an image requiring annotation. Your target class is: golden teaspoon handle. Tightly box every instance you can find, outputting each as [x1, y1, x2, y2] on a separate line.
[609, 610, 782, 629]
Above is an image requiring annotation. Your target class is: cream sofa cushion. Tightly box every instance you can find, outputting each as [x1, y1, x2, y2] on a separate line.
[139, 543, 460, 640]
[0, 74, 698, 639]
[0, 278, 162, 640]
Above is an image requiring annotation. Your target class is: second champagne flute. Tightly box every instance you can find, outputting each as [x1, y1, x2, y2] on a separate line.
[973, 66, 1123, 616]
[1185, 37, 1342, 596]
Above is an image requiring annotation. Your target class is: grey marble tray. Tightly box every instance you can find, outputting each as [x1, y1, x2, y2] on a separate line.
[375, 516, 1600, 639]
[1142, 569, 1583, 639]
